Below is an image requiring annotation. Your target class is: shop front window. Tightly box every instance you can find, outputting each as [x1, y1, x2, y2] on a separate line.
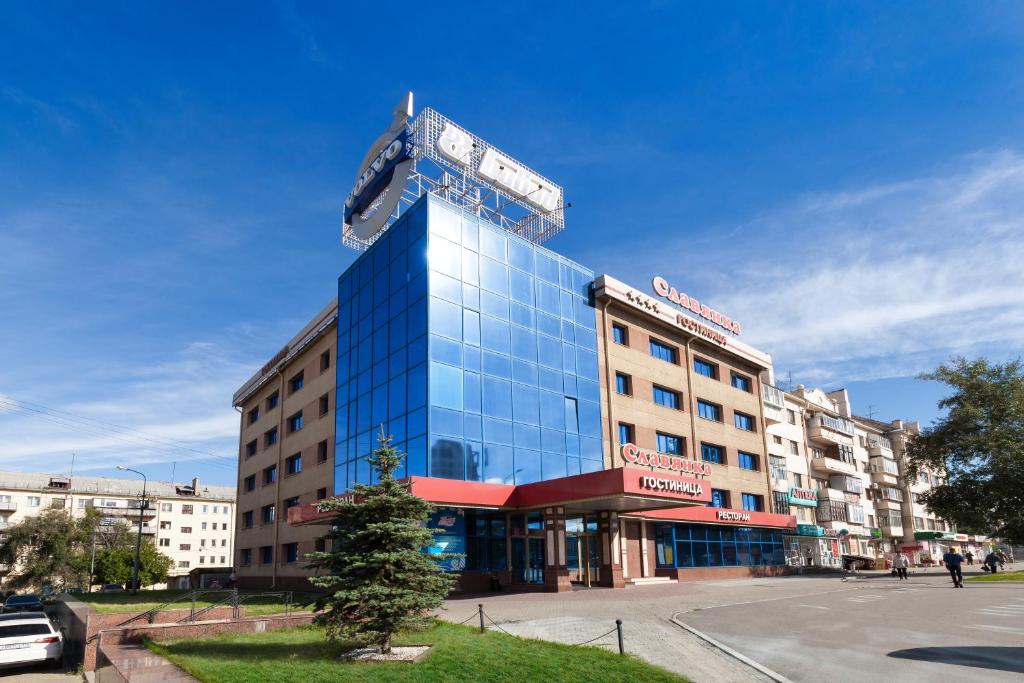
[654, 523, 786, 569]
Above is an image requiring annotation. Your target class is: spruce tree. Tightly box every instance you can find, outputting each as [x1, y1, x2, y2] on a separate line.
[307, 429, 457, 653]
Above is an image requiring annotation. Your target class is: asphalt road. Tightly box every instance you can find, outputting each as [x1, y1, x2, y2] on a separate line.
[680, 573, 1024, 682]
[0, 662, 73, 681]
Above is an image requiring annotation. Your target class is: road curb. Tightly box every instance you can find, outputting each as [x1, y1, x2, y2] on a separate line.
[669, 614, 794, 683]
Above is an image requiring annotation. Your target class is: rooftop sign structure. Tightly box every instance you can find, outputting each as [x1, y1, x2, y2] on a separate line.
[342, 92, 566, 249]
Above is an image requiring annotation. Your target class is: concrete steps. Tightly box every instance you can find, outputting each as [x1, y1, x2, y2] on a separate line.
[625, 576, 674, 586]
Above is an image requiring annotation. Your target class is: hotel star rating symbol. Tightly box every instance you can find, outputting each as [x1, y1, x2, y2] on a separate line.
[626, 290, 660, 313]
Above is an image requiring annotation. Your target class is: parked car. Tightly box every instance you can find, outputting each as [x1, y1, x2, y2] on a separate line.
[0, 613, 63, 669]
[1, 596, 44, 615]
[99, 584, 124, 593]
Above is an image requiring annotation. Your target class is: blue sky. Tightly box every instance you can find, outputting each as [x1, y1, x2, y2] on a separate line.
[2, 2, 1023, 487]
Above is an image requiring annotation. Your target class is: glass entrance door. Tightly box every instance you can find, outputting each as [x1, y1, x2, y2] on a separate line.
[511, 537, 545, 584]
[566, 515, 601, 587]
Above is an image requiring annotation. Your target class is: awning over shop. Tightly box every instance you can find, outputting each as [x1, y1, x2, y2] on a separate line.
[287, 467, 714, 526]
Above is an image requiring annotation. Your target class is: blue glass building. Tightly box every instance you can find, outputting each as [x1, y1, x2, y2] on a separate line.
[334, 194, 603, 495]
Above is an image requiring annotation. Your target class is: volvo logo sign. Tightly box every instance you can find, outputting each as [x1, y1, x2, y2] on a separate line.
[343, 92, 415, 242]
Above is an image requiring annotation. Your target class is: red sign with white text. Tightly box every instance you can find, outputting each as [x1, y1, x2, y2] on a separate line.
[622, 443, 712, 477]
[652, 276, 741, 335]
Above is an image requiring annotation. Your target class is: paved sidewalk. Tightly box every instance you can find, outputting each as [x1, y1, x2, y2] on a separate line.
[437, 576, 866, 681]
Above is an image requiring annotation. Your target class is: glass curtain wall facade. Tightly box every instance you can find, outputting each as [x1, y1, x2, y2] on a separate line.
[335, 195, 603, 494]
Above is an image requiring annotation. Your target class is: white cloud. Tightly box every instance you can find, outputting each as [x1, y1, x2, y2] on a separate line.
[0, 337, 260, 478]
[618, 150, 1024, 385]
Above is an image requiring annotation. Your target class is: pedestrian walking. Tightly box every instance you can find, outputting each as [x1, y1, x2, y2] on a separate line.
[942, 548, 965, 588]
[892, 551, 910, 580]
[984, 551, 1000, 574]
[965, 550, 974, 566]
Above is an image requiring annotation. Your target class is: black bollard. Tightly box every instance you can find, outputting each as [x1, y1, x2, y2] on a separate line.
[616, 619, 624, 655]
[479, 603, 485, 633]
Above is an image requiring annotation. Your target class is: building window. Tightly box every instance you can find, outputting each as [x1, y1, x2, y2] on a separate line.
[773, 491, 790, 515]
[769, 456, 787, 480]
[734, 412, 755, 431]
[262, 504, 276, 524]
[319, 394, 329, 416]
[649, 339, 677, 364]
[161, 502, 172, 512]
[260, 546, 273, 564]
[314, 538, 326, 553]
[181, 527, 192, 534]
[701, 442, 724, 464]
[731, 373, 751, 392]
[789, 440, 800, 455]
[27, 497, 40, 507]
[738, 452, 759, 471]
[159, 521, 171, 530]
[158, 538, 170, 547]
[320, 350, 331, 372]
[618, 422, 634, 445]
[266, 391, 279, 410]
[201, 522, 207, 531]
[697, 400, 721, 421]
[693, 357, 717, 378]
[264, 427, 278, 447]
[244, 475, 256, 492]
[248, 407, 259, 424]
[612, 323, 628, 346]
[285, 496, 300, 509]
[653, 385, 681, 409]
[786, 409, 797, 425]
[241, 548, 252, 566]
[178, 561, 190, 569]
[317, 440, 328, 464]
[289, 372, 304, 393]
[316, 487, 328, 500]
[245, 440, 257, 458]
[656, 432, 682, 455]
[284, 542, 299, 564]
[741, 493, 763, 512]
[263, 465, 277, 485]
[242, 510, 254, 528]
[772, 435, 783, 445]
[286, 453, 302, 475]
[181, 504, 194, 515]
[199, 556, 205, 564]
[287, 412, 303, 433]
[708, 489, 729, 508]
[793, 473, 803, 488]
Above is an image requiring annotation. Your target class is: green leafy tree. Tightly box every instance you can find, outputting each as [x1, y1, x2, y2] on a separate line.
[306, 431, 457, 653]
[0, 507, 101, 590]
[906, 357, 1024, 543]
[94, 538, 174, 588]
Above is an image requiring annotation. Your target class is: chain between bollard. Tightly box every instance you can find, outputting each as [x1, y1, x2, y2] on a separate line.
[473, 605, 623, 652]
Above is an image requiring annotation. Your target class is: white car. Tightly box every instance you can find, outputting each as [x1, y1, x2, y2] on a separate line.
[0, 613, 63, 669]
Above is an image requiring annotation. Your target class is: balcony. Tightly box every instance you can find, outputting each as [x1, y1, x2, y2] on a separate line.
[92, 505, 157, 519]
[829, 474, 864, 494]
[0, 500, 17, 513]
[807, 414, 855, 445]
[762, 384, 785, 423]
[869, 464, 900, 487]
[867, 438, 893, 456]
[811, 451, 857, 476]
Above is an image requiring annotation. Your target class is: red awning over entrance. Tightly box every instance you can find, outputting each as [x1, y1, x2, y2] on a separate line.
[287, 467, 713, 525]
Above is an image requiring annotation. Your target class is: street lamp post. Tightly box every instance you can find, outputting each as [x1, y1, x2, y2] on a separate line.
[116, 466, 147, 593]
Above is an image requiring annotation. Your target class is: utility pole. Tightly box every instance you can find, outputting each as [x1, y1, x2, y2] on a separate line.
[117, 466, 147, 592]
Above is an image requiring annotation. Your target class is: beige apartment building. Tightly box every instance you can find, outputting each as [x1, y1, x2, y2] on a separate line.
[232, 300, 338, 589]
[0, 471, 234, 588]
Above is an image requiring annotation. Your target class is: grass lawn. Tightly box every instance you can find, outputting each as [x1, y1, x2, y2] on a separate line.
[76, 589, 318, 616]
[965, 570, 1024, 582]
[145, 621, 688, 683]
